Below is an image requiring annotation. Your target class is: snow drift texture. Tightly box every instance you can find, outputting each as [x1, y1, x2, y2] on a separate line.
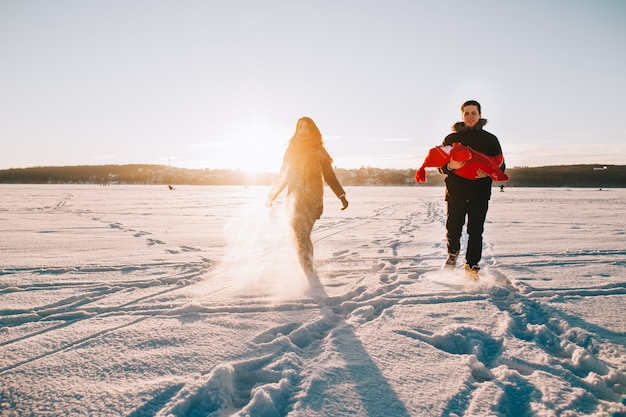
[0, 185, 625, 417]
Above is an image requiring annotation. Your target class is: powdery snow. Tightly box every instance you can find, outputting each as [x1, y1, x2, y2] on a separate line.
[0, 184, 625, 417]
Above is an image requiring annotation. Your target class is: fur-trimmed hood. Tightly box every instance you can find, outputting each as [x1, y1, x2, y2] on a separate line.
[451, 118, 488, 133]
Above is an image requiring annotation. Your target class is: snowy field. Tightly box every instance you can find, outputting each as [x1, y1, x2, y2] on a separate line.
[1, 184, 625, 417]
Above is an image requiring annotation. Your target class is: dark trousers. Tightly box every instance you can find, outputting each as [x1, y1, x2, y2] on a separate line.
[446, 198, 489, 267]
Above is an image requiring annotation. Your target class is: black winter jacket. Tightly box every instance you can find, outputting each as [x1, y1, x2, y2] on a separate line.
[439, 119, 505, 202]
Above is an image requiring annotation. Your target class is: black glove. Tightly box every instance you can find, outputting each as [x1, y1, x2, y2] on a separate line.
[340, 196, 349, 210]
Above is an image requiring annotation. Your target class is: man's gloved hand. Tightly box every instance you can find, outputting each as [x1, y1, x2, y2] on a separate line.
[340, 196, 349, 210]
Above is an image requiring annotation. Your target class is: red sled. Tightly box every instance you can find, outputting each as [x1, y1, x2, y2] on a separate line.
[415, 143, 508, 183]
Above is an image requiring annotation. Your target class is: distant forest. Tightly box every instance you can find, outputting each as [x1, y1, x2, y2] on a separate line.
[0, 164, 625, 188]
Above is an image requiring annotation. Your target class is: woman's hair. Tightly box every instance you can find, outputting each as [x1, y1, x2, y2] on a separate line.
[461, 100, 481, 114]
[291, 117, 323, 147]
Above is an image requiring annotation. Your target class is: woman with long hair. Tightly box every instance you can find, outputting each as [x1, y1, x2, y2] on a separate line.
[266, 117, 348, 276]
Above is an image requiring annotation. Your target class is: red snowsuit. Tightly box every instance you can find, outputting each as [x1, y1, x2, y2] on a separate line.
[415, 143, 508, 183]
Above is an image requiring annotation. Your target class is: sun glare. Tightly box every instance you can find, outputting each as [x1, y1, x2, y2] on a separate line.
[207, 122, 289, 174]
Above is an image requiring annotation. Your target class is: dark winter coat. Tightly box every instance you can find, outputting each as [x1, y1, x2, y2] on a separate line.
[268, 140, 345, 220]
[439, 119, 505, 201]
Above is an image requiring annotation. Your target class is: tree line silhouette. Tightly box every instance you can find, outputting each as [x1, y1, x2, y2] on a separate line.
[0, 164, 624, 187]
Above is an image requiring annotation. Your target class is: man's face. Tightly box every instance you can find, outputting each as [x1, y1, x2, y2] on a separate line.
[462, 105, 481, 128]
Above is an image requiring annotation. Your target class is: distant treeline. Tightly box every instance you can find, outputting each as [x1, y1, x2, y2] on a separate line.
[0, 165, 274, 186]
[0, 164, 624, 187]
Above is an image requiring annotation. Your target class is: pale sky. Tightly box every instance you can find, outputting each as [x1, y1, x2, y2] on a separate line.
[1, 0, 625, 172]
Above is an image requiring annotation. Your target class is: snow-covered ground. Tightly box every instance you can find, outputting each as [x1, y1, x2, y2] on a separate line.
[1, 184, 625, 417]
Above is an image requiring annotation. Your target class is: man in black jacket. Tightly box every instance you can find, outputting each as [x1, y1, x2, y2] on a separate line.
[439, 100, 505, 280]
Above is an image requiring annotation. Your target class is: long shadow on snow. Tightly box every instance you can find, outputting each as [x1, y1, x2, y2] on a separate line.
[156, 271, 411, 417]
[127, 383, 185, 417]
[302, 322, 411, 417]
[257, 274, 412, 417]
[261, 273, 411, 417]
